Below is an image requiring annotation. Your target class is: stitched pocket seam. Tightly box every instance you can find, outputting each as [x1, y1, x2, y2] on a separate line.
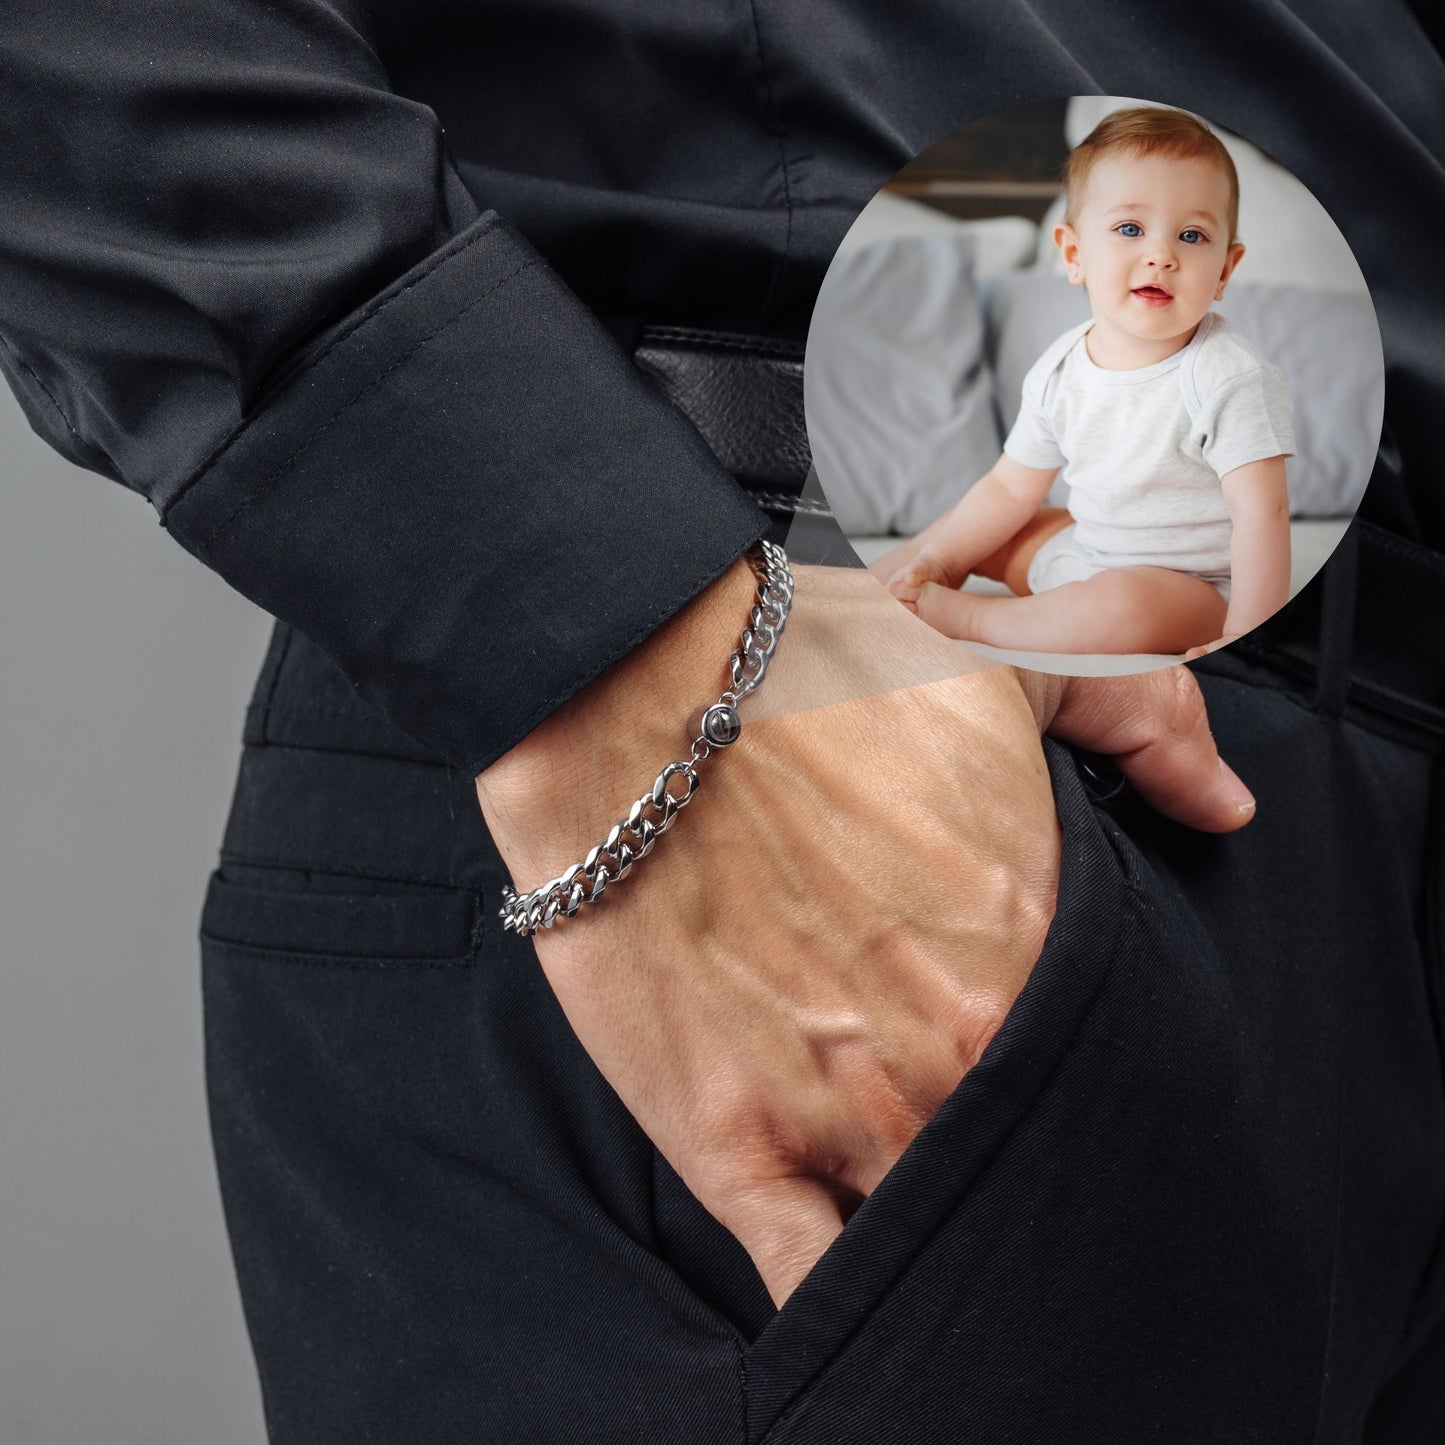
[199, 934, 481, 971]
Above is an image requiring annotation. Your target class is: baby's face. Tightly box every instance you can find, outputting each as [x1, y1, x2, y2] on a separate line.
[1056, 152, 1245, 350]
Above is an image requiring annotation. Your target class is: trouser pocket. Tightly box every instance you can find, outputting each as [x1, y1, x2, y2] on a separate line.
[646, 741, 1135, 1441]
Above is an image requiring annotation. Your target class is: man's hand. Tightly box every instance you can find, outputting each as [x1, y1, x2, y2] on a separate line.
[1013, 663, 1255, 830]
[475, 562, 1252, 1310]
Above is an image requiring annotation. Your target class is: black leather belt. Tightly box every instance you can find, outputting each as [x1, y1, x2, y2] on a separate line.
[633, 325, 812, 497]
[631, 324, 860, 567]
[630, 324, 1445, 748]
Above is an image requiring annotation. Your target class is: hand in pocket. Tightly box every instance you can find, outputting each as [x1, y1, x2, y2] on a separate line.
[475, 563, 1252, 1307]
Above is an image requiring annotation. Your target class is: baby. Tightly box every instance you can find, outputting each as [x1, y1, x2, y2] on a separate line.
[874, 106, 1295, 659]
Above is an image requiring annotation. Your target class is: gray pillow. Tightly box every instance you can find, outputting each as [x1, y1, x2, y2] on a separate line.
[984, 271, 1383, 518]
[804, 232, 1003, 535]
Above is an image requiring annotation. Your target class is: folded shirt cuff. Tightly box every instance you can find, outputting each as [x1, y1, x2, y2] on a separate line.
[160, 212, 768, 774]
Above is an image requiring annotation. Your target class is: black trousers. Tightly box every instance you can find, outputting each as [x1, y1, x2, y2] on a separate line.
[198, 522, 1445, 1443]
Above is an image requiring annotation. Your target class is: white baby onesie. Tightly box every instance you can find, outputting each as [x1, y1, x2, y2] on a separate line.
[1001, 312, 1295, 593]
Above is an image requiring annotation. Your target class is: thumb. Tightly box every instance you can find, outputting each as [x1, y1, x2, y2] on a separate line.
[1041, 666, 1257, 833]
[721, 1178, 848, 1309]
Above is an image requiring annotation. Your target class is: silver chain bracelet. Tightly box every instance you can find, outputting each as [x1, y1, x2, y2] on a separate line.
[499, 539, 794, 938]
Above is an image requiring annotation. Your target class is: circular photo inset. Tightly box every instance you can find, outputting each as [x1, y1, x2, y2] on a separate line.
[805, 96, 1384, 673]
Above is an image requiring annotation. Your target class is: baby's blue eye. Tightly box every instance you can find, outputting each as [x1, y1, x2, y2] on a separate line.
[1179, 228, 1205, 244]
[1115, 222, 1142, 237]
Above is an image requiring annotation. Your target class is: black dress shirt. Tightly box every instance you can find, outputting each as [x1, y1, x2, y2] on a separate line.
[1, 0, 1442, 770]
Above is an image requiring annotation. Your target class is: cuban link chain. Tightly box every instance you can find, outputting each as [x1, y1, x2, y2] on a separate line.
[499, 540, 794, 937]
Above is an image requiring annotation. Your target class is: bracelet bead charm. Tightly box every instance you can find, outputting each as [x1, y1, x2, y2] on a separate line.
[499, 540, 793, 937]
[699, 701, 741, 747]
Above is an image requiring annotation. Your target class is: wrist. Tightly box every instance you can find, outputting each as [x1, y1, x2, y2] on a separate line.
[474, 555, 999, 891]
[474, 552, 763, 880]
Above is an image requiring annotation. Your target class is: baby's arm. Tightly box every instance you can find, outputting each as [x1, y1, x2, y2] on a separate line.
[1218, 456, 1291, 640]
[871, 453, 1060, 599]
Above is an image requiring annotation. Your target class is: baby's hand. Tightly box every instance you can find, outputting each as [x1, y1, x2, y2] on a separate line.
[1183, 633, 1242, 662]
[886, 552, 954, 606]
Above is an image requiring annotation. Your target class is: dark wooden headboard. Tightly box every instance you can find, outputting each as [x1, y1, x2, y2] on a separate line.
[887, 99, 1069, 223]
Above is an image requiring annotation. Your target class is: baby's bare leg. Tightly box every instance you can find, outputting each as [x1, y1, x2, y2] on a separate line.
[915, 566, 1229, 655]
[973, 506, 1075, 596]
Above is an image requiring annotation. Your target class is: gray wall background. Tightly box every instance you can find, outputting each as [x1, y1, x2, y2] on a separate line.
[2, 383, 270, 1441]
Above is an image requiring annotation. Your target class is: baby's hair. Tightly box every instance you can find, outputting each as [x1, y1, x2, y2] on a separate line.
[1064, 106, 1240, 242]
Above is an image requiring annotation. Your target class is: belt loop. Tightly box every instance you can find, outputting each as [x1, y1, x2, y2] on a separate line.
[1311, 523, 1359, 719]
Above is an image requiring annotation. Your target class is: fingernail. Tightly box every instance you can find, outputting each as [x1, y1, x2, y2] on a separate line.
[1218, 758, 1255, 814]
